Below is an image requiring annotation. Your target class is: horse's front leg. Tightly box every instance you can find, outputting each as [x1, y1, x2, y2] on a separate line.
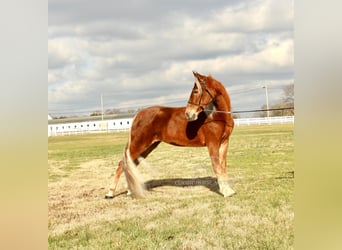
[105, 160, 124, 199]
[208, 142, 235, 197]
[218, 139, 235, 197]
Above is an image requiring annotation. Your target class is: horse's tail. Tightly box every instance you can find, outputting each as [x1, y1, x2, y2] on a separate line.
[122, 144, 146, 198]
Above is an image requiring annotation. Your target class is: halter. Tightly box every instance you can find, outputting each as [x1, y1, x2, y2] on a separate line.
[187, 80, 216, 110]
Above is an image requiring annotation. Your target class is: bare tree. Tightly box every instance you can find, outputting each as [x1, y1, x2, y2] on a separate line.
[282, 83, 294, 105]
[281, 83, 294, 115]
[258, 83, 294, 117]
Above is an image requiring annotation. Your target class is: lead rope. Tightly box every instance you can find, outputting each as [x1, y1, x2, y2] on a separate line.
[203, 107, 294, 115]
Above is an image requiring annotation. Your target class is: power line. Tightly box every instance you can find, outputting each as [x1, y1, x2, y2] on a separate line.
[48, 83, 293, 116]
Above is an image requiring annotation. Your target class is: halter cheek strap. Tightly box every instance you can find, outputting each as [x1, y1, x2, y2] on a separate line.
[187, 86, 215, 110]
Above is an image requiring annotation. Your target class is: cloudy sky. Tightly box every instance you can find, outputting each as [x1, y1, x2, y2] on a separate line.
[48, 0, 293, 118]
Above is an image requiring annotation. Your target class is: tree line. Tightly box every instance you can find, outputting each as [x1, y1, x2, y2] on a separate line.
[257, 83, 294, 117]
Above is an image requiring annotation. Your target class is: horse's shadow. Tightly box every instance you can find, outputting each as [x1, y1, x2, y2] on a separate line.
[108, 176, 221, 198]
[144, 176, 220, 195]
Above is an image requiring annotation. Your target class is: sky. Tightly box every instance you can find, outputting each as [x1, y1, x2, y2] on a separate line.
[48, 0, 294, 118]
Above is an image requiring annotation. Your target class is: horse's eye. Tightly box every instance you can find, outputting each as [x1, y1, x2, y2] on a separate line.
[193, 90, 199, 94]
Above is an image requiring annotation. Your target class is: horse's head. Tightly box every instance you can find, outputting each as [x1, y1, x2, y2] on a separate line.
[185, 71, 215, 121]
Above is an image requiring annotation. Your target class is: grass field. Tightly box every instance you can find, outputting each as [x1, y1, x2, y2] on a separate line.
[48, 124, 294, 249]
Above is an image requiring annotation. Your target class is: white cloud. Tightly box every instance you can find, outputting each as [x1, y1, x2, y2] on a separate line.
[48, 0, 294, 117]
[211, 0, 294, 32]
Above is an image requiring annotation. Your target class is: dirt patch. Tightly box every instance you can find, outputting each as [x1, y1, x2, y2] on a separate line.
[48, 158, 126, 235]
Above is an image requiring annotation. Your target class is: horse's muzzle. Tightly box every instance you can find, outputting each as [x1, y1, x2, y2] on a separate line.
[185, 110, 198, 121]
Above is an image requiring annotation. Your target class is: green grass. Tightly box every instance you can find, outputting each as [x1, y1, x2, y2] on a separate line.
[48, 133, 128, 181]
[48, 124, 294, 249]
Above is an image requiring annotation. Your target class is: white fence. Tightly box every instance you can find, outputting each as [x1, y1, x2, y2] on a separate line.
[233, 116, 294, 126]
[48, 118, 132, 137]
[48, 116, 294, 137]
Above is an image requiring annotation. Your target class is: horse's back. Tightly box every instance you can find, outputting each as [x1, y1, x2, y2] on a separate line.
[131, 106, 185, 134]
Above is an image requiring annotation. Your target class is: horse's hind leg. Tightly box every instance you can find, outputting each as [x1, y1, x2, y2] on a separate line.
[140, 141, 161, 159]
[105, 160, 124, 199]
[122, 141, 160, 198]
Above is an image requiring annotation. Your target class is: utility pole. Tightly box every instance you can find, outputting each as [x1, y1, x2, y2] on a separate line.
[101, 93, 104, 121]
[262, 85, 270, 118]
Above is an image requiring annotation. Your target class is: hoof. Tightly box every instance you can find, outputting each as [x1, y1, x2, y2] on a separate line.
[104, 194, 114, 199]
[219, 185, 236, 197]
[105, 190, 114, 199]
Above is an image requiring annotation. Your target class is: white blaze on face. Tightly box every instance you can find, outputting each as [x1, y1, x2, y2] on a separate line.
[194, 76, 202, 96]
[185, 76, 203, 121]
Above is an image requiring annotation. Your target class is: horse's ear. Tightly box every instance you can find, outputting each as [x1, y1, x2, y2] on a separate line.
[193, 71, 207, 83]
[192, 70, 200, 78]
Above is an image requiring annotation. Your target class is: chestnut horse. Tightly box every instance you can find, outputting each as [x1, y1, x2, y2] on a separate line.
[105, 71, 235, 198]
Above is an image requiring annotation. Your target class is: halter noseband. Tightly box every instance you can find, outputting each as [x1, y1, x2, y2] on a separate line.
[187, 81, 215, 110]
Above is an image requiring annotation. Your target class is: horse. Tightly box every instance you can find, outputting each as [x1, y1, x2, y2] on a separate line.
[105, 71, 235, 198]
